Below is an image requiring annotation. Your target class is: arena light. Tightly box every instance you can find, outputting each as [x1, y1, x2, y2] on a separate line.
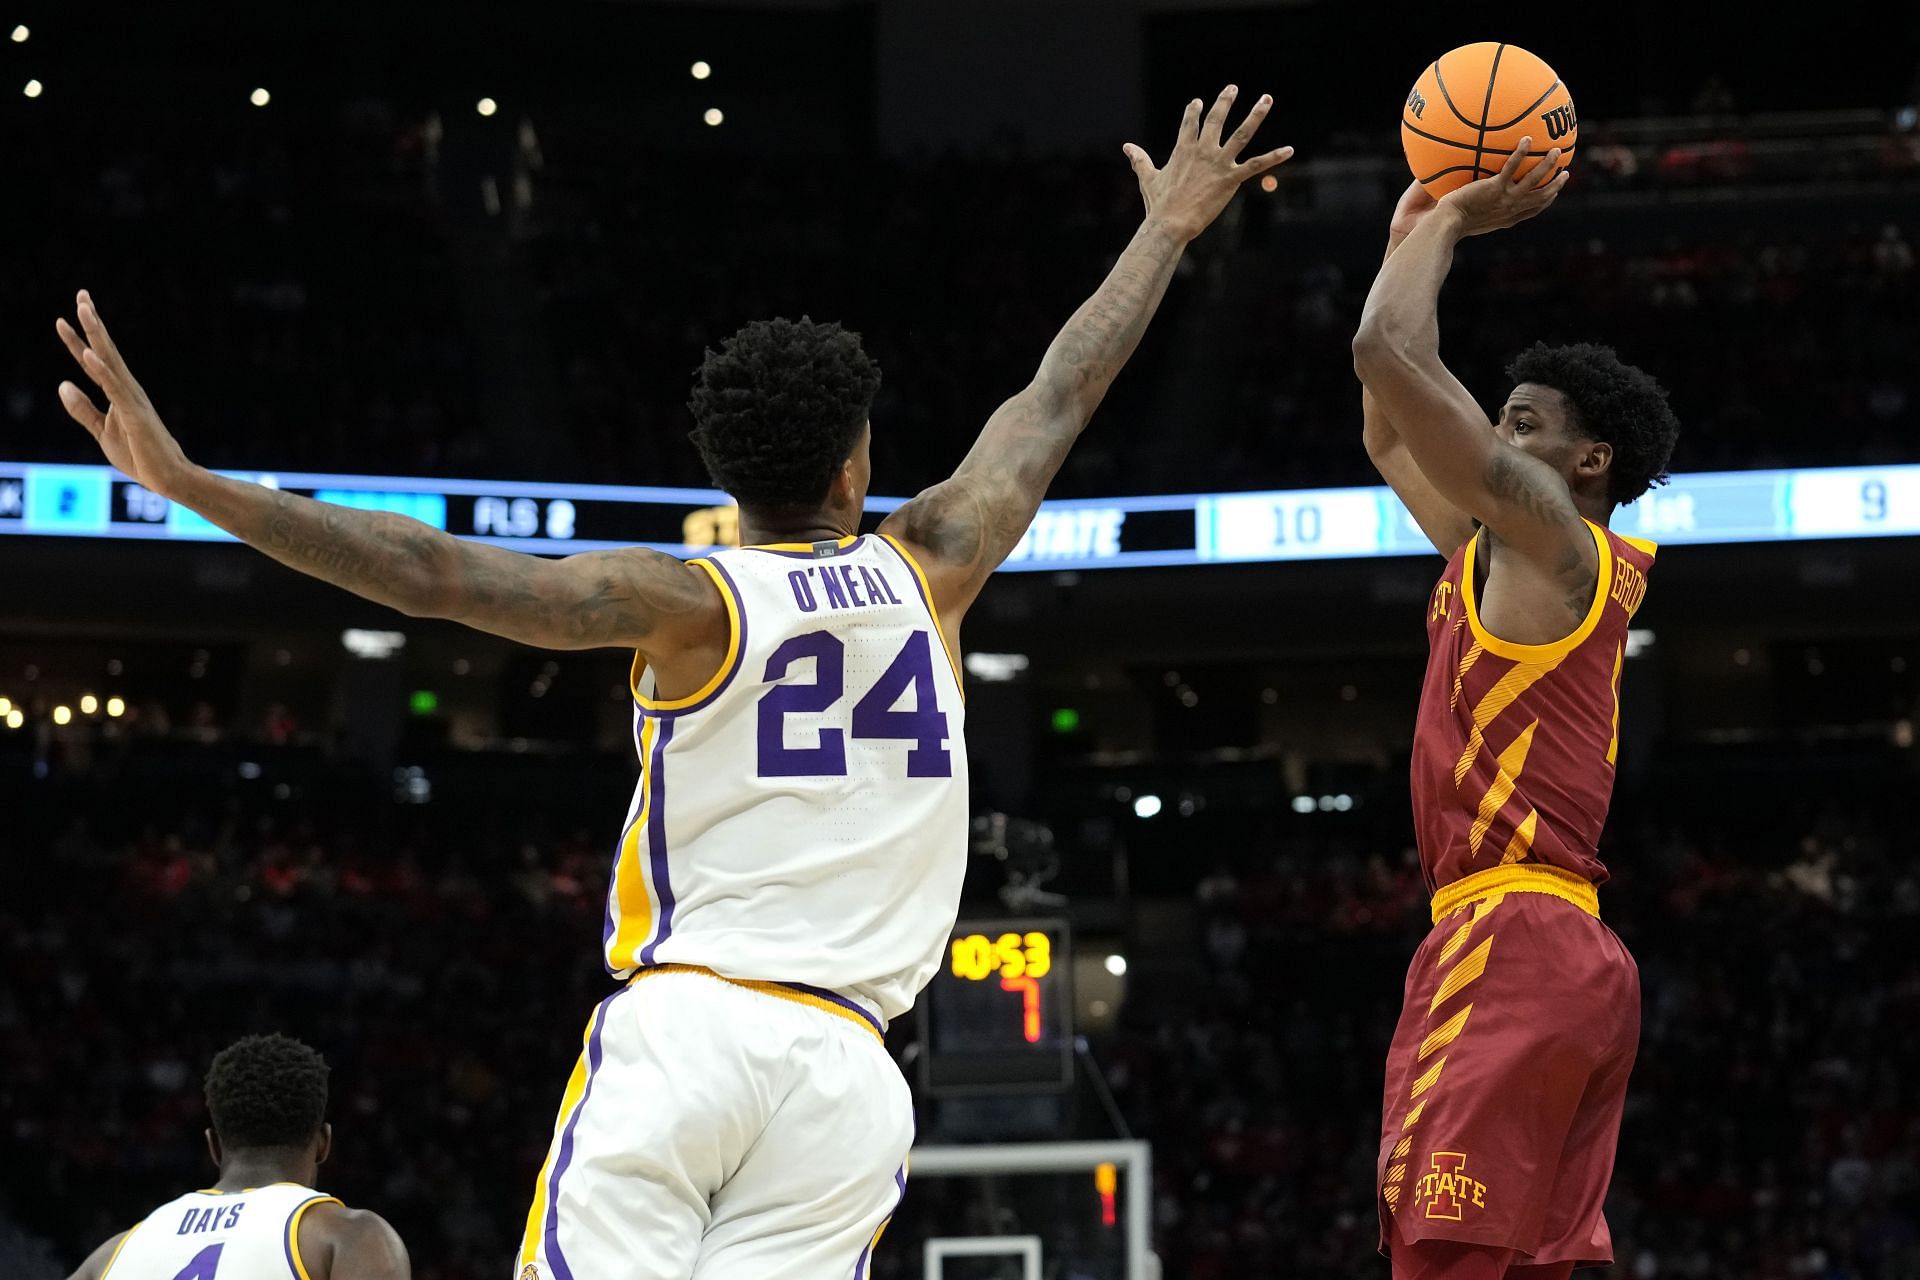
[4, 709, 21, 730]
[23, 78, 42, 99]
[703, 107, 724, 127]
[1104, 954, 1128, 977]
[52, 704, 71, 726]
[1291, 795, 1315, 814]
[963, 652, 1029, 682]
[1132, 794, 1162, 819]
[1259, 174, 1279, 193]
[106, 696, 125, 718]
[0, 697, 9, 717]
[341, 628, 406, 659]
[476, 96, 498, 117]
[10, 24, 27, 42]
[690, 60, 711, 80]
[79, 694, 98, 715]
[250, 87, 271, 107]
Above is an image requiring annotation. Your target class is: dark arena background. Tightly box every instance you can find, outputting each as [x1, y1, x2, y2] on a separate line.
[5, 1, 1920, 1277]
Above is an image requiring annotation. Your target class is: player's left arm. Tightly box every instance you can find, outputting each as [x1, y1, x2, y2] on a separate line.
[1352, 141, 1582, 569]
[880, 86, 1293, 637]
[299, 1202, 412, 1280]
[64, 1230, 127, 1280]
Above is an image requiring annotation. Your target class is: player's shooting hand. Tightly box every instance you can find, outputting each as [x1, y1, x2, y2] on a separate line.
[1440, 137, 1568, 237]
[1124, 85, 1294, 243]
[55, 290, 194, 500]
[1386, 181, 1441, 251]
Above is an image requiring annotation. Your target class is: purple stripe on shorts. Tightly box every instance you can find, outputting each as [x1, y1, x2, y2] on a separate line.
[637, 717, 677, 965]
[852, 1164, 909, 1280]
[776, 980, 886, 1035]
[543, 991, 618, 1280]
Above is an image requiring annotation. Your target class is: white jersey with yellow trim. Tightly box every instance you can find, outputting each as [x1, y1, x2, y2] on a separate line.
[102, 1182, 339, 1280]
[601, 533, 969, 1025]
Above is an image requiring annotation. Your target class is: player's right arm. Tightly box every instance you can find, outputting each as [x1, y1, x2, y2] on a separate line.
[880, 86, 1293, 631]
[299, 1202, 412, 1280]
[64, 1230, 127, 1280]
[1360, 183, 1477, 556]
[1352, 143, 1582, 572]
[53, 294, 727, 665]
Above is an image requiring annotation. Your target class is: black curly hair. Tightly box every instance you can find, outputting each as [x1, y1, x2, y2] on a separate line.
[204, 1034, 329, 1150]
[1505, 342, 1680, 506]
[687, 317, 881, 513]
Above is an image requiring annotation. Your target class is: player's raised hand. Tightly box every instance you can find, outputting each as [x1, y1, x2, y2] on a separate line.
[1123, 85, 1294, 243]
[1387, 181, 1442, 250]
[54, 290, 194, 499]
[1441, 137, 1569, 237]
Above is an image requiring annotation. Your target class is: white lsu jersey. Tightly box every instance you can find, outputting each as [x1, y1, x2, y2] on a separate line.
[601, 533, 969, 1026]
[103, 1183, 339, 1280]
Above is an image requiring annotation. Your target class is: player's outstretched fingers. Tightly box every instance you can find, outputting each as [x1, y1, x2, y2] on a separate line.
[58, 380, 106, 436]
[54, 317, 93, 374]
[1123, 143, 1157, 186]
[1532, 148, 1564, 189]
[1224, 94, 1273, 159]
[1236, 145, 1296, 179]
[1200, 85, 1238, 144]
[1175, 98, 1202, 148]
[1501, 138, 1534, 183]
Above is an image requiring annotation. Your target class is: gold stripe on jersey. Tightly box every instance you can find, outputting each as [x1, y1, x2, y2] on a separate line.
[1468, 719, 1540, 856]
[1459, 521, 1614, 664]
[1420, 1004, 1475, 1061]
[288, 1195, 343, 1280]
[630, 559, 742, 712]
[877, 534, 963, 690]
[1607, 642, 1625, 766]
[1454, 660, 1561, 787]
[1499, 809, 1540, 865]
[606, 716, 661, 972]
[1450, 641, 1485, 713]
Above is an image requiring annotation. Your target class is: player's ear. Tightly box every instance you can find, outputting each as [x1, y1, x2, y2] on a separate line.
[205, 1129, 223, 1170]
[315, 1122, 334, 1167]
[1577, 439, 1613, 481]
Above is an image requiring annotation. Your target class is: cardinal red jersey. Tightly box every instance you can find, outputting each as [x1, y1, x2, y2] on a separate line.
[1410, 521, 1656, 894]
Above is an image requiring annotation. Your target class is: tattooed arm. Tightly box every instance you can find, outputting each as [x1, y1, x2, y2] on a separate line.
[880, 86, 1293, 630]
[1352, 144, 1590, 607]
[54, 292, 726, 660]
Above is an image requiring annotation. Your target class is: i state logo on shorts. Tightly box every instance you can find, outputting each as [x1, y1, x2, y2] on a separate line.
[1415, 1152, 1489, 1221]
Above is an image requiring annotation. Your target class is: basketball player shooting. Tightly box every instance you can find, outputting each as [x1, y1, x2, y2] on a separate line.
[1352, 141, 1681, 1280]
[55, 87, 1291, 1279]
[65, 1035, 409, 1280]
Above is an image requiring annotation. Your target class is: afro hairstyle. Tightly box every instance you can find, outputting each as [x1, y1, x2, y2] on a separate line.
[687, 317, 880, 513]
[1505, 341, 1680, 506]
[204, 1034, 329, 1151]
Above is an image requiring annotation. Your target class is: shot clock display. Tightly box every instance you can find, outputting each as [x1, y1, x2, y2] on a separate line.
[919, 919, 1074, 1095]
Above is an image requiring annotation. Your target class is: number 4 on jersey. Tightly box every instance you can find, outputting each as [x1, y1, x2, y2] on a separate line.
[758, 630, 952, 778]
[172, 1244, 224, 1280]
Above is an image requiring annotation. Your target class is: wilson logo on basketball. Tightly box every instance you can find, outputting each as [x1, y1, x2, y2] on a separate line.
[1406, 87, 1428, 121]
[1540, 104, 1577, 141]
[1415, 1151, 1488, 1221]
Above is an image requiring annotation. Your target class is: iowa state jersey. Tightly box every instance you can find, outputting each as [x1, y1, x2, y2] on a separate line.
[601, 534, 969, 1025]
[1411, 520, 1655, 893]
[102, 1183, 338, 1279]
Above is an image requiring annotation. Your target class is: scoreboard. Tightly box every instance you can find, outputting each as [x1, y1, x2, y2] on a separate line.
[918, 918, 1074, 1095]
[2, 460, 1918, 572]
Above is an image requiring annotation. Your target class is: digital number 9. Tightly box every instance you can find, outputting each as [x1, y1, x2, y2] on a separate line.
[1863, 479, 1888, 522]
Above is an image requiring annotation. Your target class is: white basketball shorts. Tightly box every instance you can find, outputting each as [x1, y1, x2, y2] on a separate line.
[517, 965, 914, 1280]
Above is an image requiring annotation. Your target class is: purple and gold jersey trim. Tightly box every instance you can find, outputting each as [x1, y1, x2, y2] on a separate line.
[876, 533, 962, 691]
[630, 557, 747, 717]
[604, 715, 675, 973]
[631, 964, 886, 1041]
[286, 1194, 342, 1280]
[739, 534, 868, 559]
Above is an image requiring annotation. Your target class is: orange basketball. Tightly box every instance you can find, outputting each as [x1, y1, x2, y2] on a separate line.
[1401, 42, 1577, 196]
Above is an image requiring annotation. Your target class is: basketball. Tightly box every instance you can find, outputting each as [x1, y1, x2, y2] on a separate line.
[1401, 42, 1577, 196]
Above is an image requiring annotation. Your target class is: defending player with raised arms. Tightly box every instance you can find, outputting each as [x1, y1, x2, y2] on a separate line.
[1352, 144, 1681, 1280]
[55, 87, 1292, 1279]
[66, 1035, 409, 1280]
